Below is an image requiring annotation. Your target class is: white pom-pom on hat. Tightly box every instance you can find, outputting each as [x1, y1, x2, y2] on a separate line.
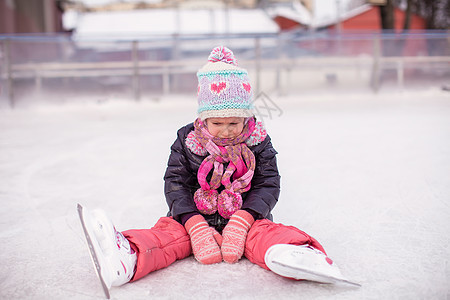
[208, 46, 238, 65]
[198, 46, 244, 74]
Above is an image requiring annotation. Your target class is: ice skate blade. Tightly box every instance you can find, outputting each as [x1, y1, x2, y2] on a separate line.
[78, 204, 111, 299]
[271, 260, 361, 287]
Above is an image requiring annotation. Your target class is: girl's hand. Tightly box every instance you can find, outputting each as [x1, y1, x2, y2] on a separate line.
[185, 215, 222, 264]
[221, 210, 255, 263]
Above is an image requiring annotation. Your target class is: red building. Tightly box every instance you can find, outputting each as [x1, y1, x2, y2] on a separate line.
[269, 3, 427, 32]
[0, 0, 68, 62]
[328, 5, 426, 31]
[273, 15, 308, 31]
[0, 0, 65, 34]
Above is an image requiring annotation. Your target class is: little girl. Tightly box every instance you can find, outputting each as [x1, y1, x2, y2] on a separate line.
[79, 46, 356, 298]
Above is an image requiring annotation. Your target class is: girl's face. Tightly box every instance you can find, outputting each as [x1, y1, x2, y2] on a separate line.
[205, 117, 245, 139]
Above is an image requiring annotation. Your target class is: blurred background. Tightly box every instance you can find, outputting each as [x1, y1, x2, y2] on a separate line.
[1, 3, 449, 298]
[0, 0, 449, 107]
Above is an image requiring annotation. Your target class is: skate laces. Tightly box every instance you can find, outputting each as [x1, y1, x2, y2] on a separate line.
[300, 244, 335, 266]
[300, 244, 325, 255]
[115, 228, 134, 254]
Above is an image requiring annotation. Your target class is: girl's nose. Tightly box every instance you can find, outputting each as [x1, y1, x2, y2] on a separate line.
[222, 127, 233, 138]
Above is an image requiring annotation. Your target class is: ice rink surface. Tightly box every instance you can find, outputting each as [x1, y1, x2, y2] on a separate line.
[0, 90, 449, 299]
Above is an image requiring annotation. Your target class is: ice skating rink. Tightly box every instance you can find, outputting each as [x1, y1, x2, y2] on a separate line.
[1, 90, 449, 299]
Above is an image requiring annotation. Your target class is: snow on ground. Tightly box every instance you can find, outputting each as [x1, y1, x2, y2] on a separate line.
[0, 90, 449, 299]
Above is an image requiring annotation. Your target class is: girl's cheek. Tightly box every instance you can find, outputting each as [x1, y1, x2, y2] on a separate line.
[210, 127, 221, 137]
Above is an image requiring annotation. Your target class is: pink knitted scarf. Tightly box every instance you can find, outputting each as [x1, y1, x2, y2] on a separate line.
[193, 117, 256, 218]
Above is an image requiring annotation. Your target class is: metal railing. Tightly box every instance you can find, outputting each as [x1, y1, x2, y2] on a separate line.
[1, 31, 449, 107]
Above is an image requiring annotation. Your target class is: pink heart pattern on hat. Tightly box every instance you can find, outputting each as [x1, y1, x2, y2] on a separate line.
[210, 82, 228, 95]
[242, 82, 251, 93]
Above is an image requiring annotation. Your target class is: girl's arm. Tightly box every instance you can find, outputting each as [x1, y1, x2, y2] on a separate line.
[164, 126, 200, 223]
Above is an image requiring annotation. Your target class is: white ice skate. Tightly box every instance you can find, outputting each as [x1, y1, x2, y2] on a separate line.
[265, 244, 360, 287]
[77, 204, 137, 299]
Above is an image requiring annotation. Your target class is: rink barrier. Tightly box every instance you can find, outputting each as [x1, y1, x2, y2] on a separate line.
[1, 32, 449, 107]
[4, 56, 449, 104]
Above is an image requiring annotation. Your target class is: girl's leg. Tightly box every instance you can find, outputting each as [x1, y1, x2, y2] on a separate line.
[122, 217, 191, 281]
[244, 219, 325, 270]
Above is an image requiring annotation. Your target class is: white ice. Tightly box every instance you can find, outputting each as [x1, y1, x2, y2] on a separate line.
[0, 90, 449, 299]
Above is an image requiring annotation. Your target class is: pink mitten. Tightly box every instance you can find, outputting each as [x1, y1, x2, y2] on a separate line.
[221, 210, 255, 263]
[185, 215, 222, 264]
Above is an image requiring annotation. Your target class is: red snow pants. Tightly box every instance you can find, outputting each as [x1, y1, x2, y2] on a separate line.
[123, 217, 325, 281]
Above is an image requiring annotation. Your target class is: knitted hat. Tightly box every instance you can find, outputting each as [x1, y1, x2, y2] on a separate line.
[197, 46, 254, 120]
